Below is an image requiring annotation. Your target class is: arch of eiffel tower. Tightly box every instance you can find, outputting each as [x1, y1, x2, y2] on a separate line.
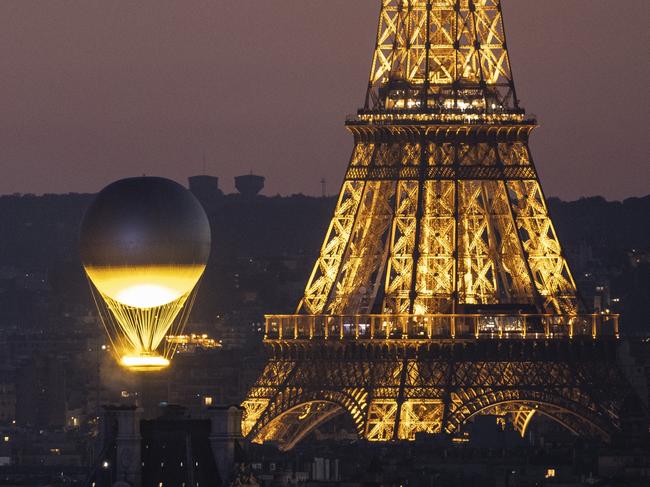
[242, 0, 639, 450]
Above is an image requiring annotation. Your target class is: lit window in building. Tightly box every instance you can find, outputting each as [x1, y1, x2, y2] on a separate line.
[546, 469, 556, 478]
[203, 396, 213, 406]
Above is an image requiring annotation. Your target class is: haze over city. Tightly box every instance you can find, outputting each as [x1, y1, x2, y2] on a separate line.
[1, 0, 648, 199]
[0, 1, 649, 485]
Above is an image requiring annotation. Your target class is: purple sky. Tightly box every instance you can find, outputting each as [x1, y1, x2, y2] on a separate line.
[1, 1, 648, 200]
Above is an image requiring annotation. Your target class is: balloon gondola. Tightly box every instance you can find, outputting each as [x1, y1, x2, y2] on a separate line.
[80, 177, 211, 371]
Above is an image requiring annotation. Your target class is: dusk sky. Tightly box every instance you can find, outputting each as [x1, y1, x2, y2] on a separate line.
[1, 1, 648, 200]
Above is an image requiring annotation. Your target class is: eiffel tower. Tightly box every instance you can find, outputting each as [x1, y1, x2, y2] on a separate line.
[242, 0, 637, 450]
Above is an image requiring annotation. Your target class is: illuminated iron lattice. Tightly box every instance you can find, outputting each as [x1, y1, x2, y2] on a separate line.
[243, 0, 640, 449]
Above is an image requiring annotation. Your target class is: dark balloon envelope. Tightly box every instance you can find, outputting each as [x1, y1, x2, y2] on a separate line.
[80, 176, 210, 269]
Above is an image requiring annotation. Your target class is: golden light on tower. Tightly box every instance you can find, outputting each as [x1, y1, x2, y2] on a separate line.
[80, 177, 211, 371]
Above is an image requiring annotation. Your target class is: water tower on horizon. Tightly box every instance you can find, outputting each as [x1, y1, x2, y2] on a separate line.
[235, 173, 265, 198]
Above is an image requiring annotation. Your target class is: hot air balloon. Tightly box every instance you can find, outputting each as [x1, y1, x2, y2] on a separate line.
[80, 177, 211, 370]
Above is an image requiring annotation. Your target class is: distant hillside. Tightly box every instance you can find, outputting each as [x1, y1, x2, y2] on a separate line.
[548, 196, 650, 254]
[2, 192, 647, 266]
[0, 192, 648, 332]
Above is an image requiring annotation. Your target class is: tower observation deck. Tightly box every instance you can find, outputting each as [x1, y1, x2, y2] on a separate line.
[243, 1, 634, 449]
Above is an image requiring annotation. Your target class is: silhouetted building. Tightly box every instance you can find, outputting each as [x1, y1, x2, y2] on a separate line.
[15, 355, 65, 430]
[235, 174, 264, 198]
[189, 175, 223, 210]
[91, 405, 245, 486]
[0, 369, 16, 425]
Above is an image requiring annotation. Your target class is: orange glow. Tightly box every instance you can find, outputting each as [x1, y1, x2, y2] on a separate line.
[85, 264, 205, 308]
[120, 354, 170, 370]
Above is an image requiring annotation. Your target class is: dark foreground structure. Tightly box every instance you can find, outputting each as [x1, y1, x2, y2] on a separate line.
[242, 0, 648, 448]
[87, 405, 243, 487]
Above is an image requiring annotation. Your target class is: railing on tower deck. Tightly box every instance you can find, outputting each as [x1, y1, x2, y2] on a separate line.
[345, 110, 538, 126]
[264, 313, 619, 341]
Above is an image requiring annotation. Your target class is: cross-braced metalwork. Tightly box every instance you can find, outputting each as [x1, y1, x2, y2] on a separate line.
[366, 0, 517, 112]
[244, 340, 634, 450]
[243, 0, 639, 449]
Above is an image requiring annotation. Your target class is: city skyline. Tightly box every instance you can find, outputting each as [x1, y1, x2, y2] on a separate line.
[1, 0, 648, 199]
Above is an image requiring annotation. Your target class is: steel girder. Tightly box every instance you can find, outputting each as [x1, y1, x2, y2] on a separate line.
[367, 0, 517, 111]
[245, 1, 608, 451]
[298, 129, 578, 317]
[242, 340, 633, 450]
